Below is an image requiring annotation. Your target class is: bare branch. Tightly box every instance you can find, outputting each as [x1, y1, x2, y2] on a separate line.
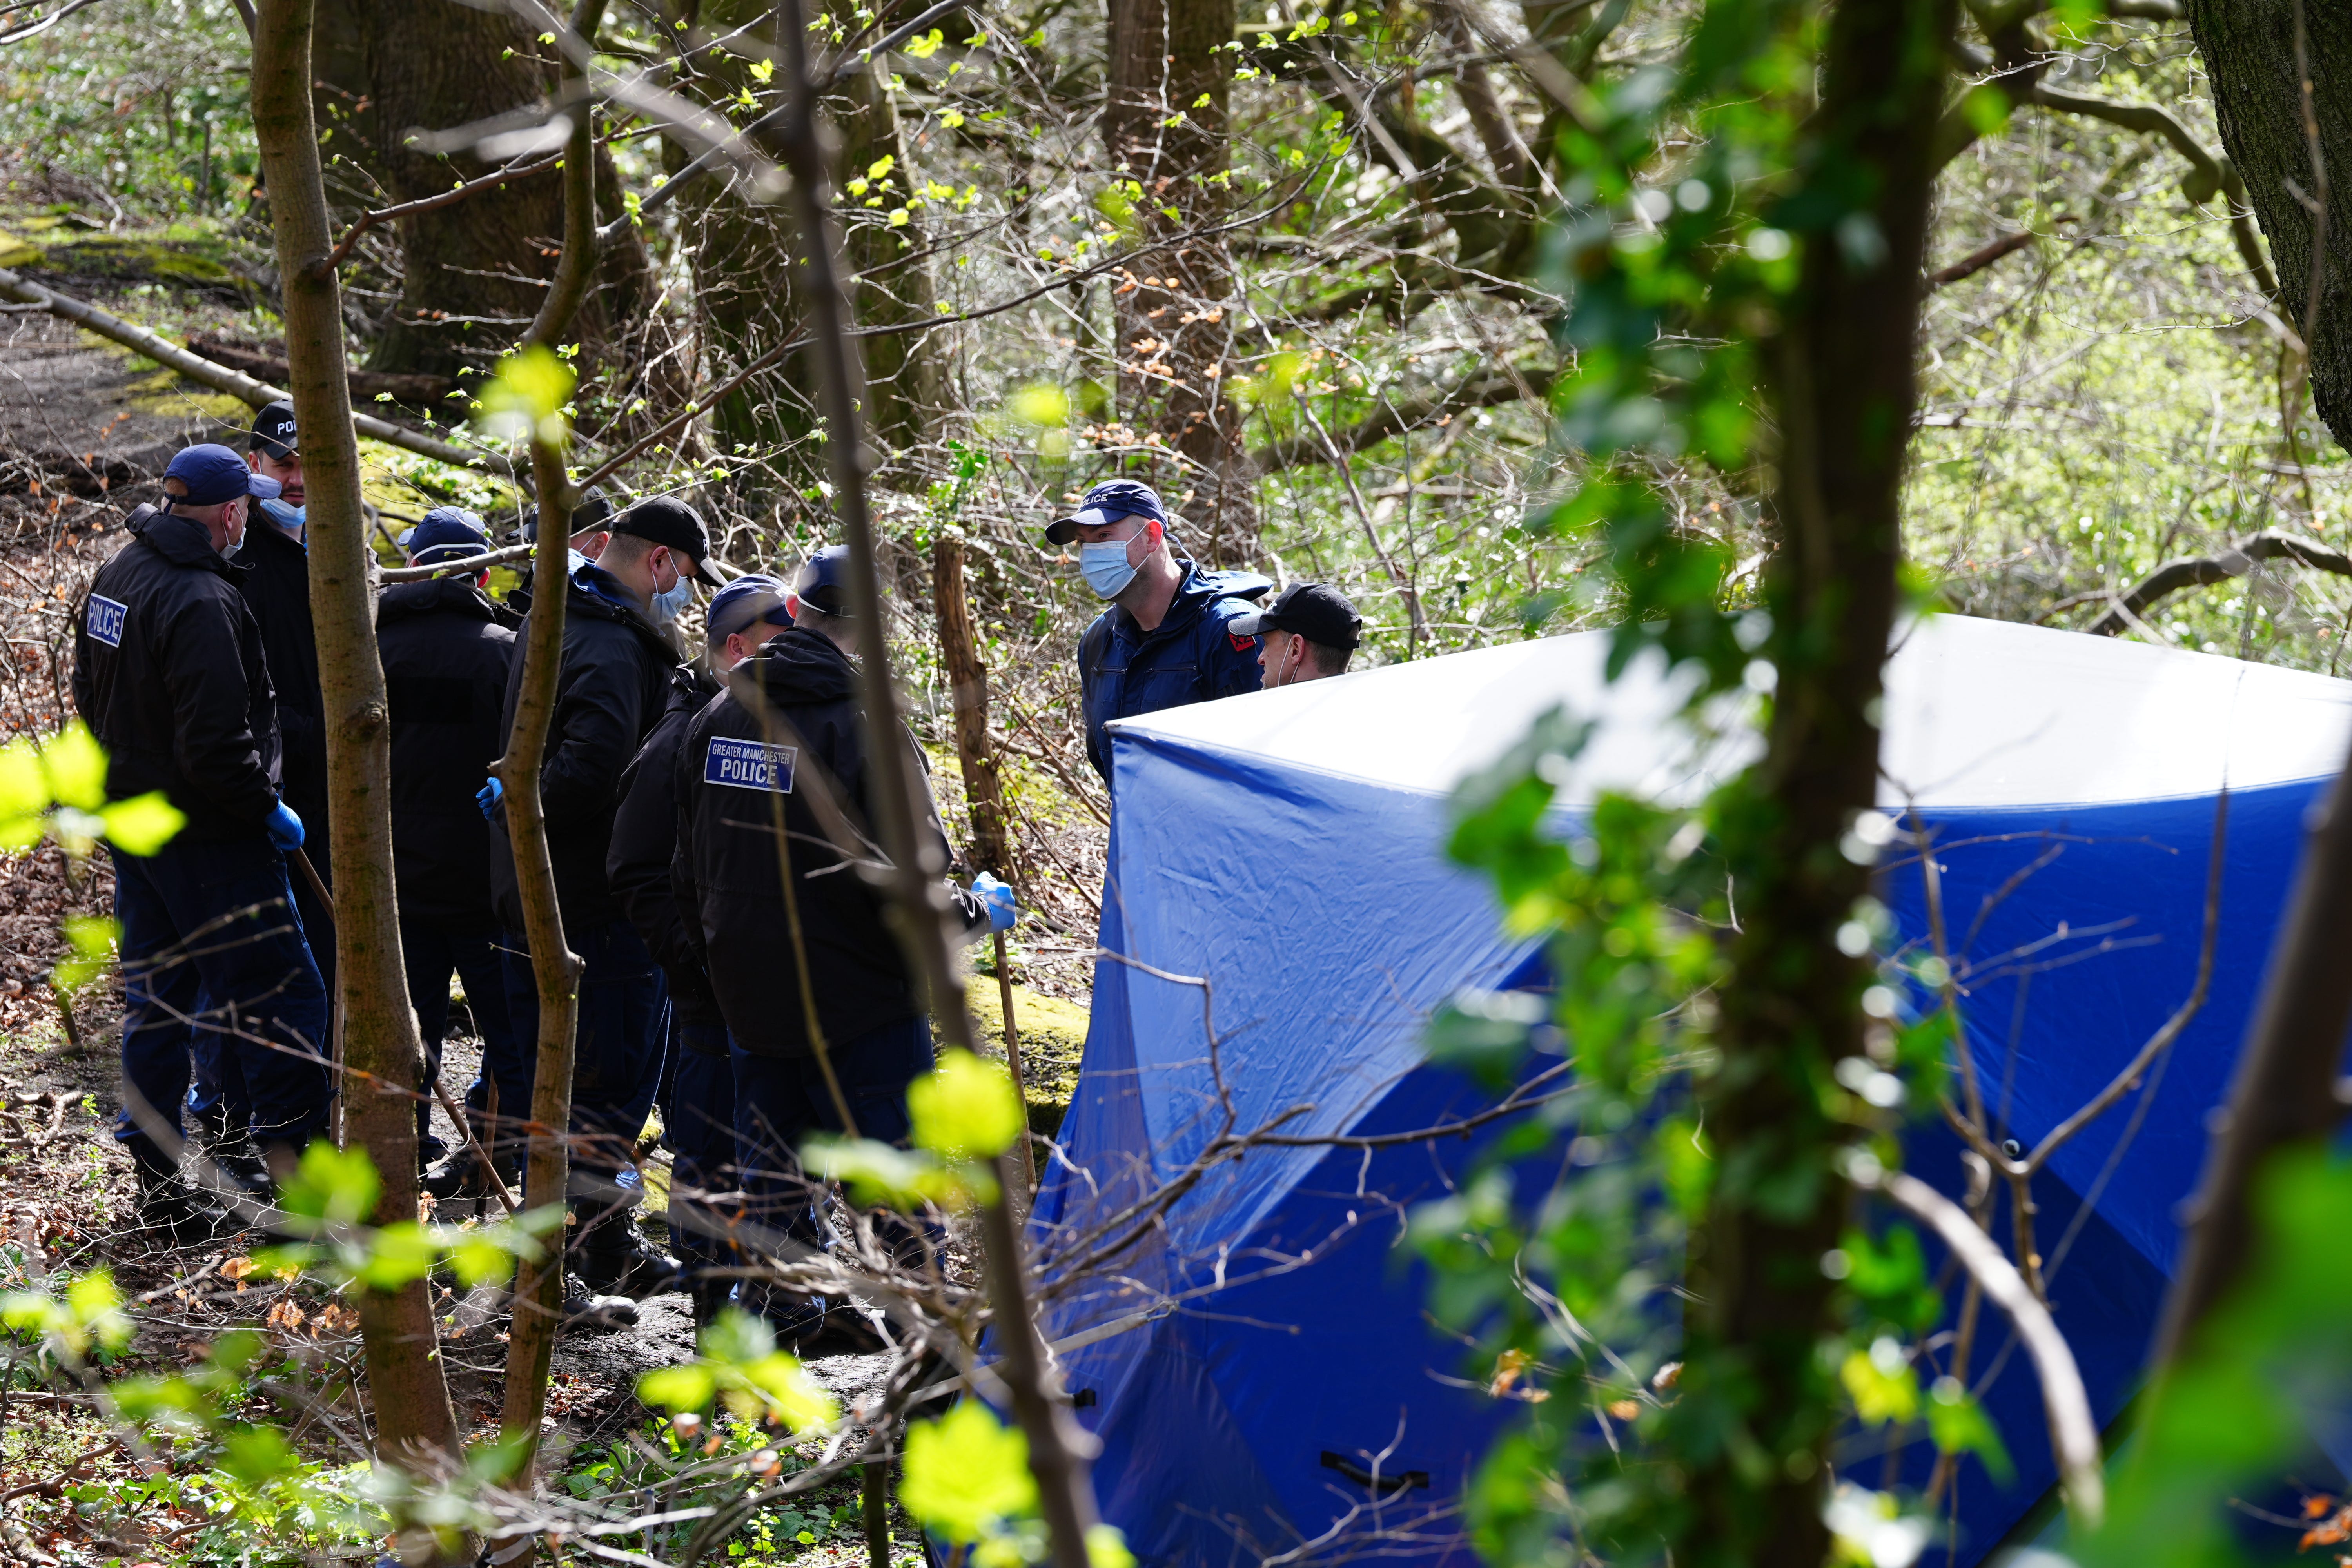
[2081, 530, 2352, 635]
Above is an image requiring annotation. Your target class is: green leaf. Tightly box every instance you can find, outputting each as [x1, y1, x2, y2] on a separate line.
[807, 1135, 969, 1209]
[355, 1220, 438, 1292]
[901, 27, 944, 58]
[100, 791, 185, 855]
[0, 738, 46, 818]
[1960, 85, 2011, 138]
[220, 1425, 302, 1486]
[638, 1363, 719, 1413]
[909, 1050, 1024, 1160]
[1840, 1341, 1918, 1425]
[475, 347, 576, 446]
[53, 915, 117, 995]
[277, 1141, 382, 1227]
[1008, 383, 1070, 428]
[901, 1402, 1038, 1543]
[39, 722, 108, 811]
[1926, 1376, 2011, 1482]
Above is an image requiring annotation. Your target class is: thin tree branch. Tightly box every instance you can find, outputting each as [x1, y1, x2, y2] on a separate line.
[2080, 531, 2352, 635]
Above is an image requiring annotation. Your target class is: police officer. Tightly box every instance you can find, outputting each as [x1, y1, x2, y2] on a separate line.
[506, 483, 614, 616]
[377, 508, 523, 1184]
[1049, 479, 1270, 785]
[184, 402, 330, 1167]
[1229, 582, 1363, 687]
[72, 444, 331, 1237]
[608, 573, 792, 1319]
[672, 546, 1013, 1341]
[479, 495, 716, 1293]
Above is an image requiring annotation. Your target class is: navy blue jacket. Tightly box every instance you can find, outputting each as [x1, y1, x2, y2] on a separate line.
[72, 505, 282, 841]
[1076, 561, 1271, 784]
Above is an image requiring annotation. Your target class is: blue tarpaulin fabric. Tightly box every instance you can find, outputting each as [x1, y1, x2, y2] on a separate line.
[1029, 616, 2352, 1568]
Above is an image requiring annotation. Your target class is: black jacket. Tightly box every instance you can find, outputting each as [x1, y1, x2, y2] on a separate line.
[235, 516, 329, 848]
[488, 568, 679, 932]
[71, 505, 282, 841]
[608, 662, 726, 1041]
[377, 575, 519, 929]
[672, 628, 985, 1059]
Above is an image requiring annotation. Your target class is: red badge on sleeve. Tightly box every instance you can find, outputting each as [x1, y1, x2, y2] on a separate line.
[1229, 632, 1258, 653]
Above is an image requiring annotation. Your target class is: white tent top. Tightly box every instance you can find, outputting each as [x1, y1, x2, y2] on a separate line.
[1107, 614, 2352, 809]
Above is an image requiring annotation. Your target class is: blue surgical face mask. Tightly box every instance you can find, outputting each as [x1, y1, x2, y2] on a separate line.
[259, 497, 305, 539]
[651, 573, 695, 623]
[1080, 540, 1139, 601]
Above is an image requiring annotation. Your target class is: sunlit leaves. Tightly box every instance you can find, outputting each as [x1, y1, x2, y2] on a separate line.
[900, 1402, 1037, 1544]
[909, 1049, 1024, 1159]
[256, 1142, 550, 1294]
[1, 1267, 131, 1359]
[0, 723, 182, 858]
[475, 346, 575, 448]
[636, 1309, 838, 1431]
[53, 913, 117, 993]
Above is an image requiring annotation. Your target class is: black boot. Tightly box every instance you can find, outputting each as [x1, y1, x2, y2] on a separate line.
[575, 1207, 686, 1300]
[133, 1165, 238, 1246]
[559, 1272, 639, 1332]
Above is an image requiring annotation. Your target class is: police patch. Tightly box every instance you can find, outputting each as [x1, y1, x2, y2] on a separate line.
[86, 594, 127, 649]
[705, 735, 796, 793]
[1228, 632, 1258, 653]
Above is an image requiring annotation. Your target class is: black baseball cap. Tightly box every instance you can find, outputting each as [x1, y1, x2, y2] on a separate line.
[613, 496, 713, 580]
[1230, 581, 1361, 650]
[1045, 479, 1169, 546]
[250, 401, 298, 461]
[793, 544, 855, 618]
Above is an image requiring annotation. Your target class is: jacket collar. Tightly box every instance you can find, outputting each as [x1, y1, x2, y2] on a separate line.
[1108, 559, 1220, 647]
[130, 505, 233, 574]
[379, 574, 504, 624]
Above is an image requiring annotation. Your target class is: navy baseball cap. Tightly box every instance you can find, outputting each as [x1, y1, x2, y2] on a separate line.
[792, 545, 855, 618]
[1231, 581, 1362, 649]
[164, 443, 281, 507]
[407, 506, 490, 566]
[1045, 479, 1169, 546]
[708, 572, 791, 641]
[249, 400, 298, 460]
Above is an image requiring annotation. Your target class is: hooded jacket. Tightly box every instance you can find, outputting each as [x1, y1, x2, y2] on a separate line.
[488, 566, 679, 932]
[71, 504, 282, 841]
[235, 513, 329, 848]
[608, 661, 726, 1042]
[672, 627, 985, 1059]
[376, 574, 519, 928]
[1077, 560, 1271, 784]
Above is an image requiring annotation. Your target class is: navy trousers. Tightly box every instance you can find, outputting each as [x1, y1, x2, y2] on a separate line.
[186, 843, 332, 1145]
[665, 1024, 739, 1289]
[400, 915, 518, 1160]
[481, 918, 669, 1191]
[728, 1016, 933, 1244]
[113, 837, 331, 1178]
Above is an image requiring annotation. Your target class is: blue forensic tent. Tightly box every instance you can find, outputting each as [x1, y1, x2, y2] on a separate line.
[1029, 614, 2352, 1568]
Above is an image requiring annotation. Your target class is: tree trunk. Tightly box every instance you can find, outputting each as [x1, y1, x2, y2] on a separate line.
[1104, 0, 1255, 562]
[2187, 0, 2352, 443]
[1685, 0, 1955, 1563]
[312, 0, 659, 393]
[494, 0, 607, 1471]
[931, 532, 1011, 879]
[251, 0, 465, 1482]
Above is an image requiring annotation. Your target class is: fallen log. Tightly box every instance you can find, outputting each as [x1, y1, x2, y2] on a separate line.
[187, 332, 454, 407]
[0, 264, 516, 478]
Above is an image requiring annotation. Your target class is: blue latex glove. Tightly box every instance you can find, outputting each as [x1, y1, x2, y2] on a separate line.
[973, 872, 1018, 933]
[476, 777, 505, 820]
[264, 800, 305, 852]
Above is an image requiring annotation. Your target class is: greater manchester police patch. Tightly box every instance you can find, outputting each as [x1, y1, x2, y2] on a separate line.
[705, 735, 796, 793]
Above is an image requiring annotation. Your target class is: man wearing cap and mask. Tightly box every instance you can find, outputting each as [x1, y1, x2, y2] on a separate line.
[604, 572, 792, 1315]
[672, 546, 1015, 1343]
[1229, 582, 1363, 688]
[176, 403, 332, 1171]
[1050, 479, 1271, 786]
[478, 494, 715, 1299]
[72, 443, 332, 1239]
[507, 484, 615, 617]
[377, 508, 523, 1186]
